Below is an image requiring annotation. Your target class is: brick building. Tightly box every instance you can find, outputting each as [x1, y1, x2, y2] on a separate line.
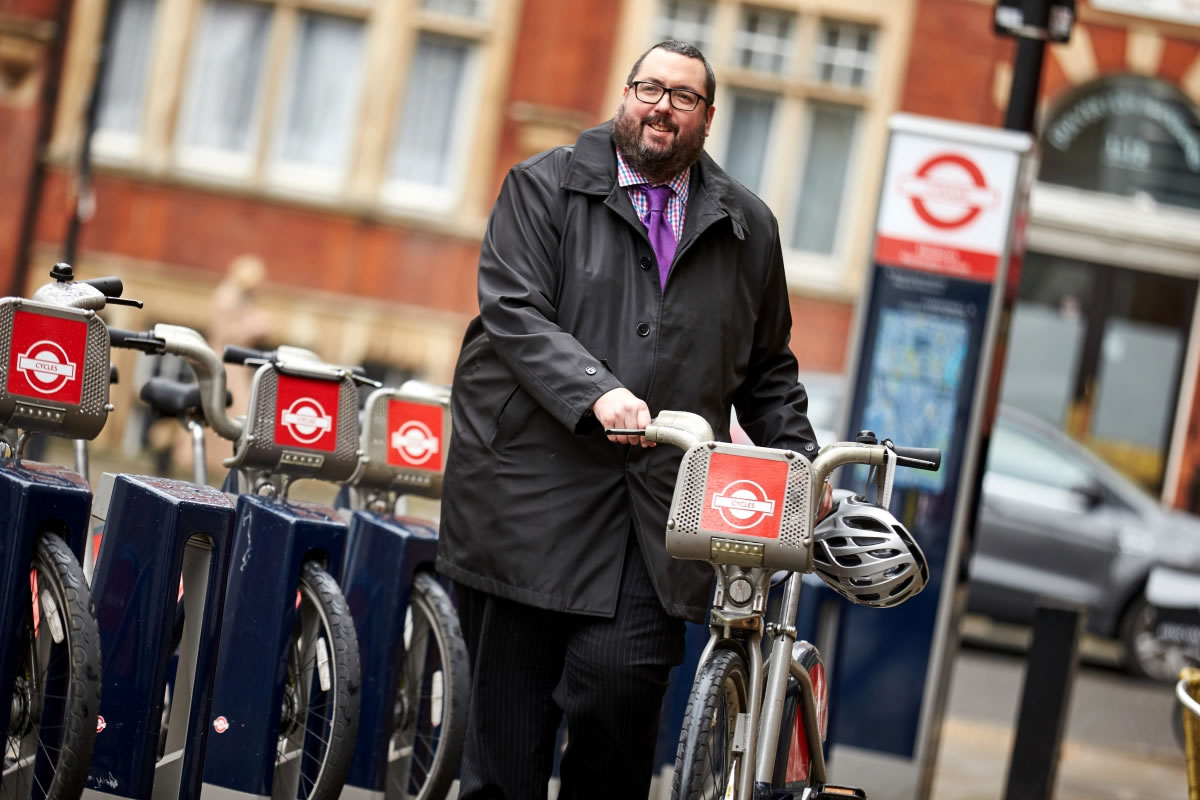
[2, 0, 1200, 506]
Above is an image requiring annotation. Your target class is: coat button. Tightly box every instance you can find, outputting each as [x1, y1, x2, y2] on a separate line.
[636, 323, 650, 336]
[585, 366, 596, 375]
[639, 257, 652, 270]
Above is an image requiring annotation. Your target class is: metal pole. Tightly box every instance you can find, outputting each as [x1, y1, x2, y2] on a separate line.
[1003, 0, 1052, 134]
[64, 0, 122, 266]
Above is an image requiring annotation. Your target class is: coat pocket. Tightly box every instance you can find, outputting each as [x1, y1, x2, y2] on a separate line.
[489, 385, 535, 452]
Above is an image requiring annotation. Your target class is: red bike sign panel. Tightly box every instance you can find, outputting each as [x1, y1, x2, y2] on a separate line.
[699, 452, 788, 540]
[7, 310, 87, 404]
[386, 399, 444, 471]
[274, 374, 340, 452]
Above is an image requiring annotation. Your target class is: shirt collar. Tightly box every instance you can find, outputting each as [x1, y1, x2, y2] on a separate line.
[615, 147, 691, 199]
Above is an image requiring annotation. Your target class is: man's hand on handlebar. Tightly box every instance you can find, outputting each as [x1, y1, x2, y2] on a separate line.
[593, 388, 655, 447]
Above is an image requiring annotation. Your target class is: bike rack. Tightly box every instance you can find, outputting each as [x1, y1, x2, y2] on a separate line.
[338, 383, 451, 800]
[0, 460, 94, 786]
[83, 472, 237, 800]
[198, 494, 349, 800]
[340, 511, 439, 800]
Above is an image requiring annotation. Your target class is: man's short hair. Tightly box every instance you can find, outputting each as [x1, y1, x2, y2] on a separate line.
[626, 40, 716, 105]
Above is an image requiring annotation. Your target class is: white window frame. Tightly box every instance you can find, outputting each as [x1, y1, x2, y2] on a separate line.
[379, 32, 484, 214]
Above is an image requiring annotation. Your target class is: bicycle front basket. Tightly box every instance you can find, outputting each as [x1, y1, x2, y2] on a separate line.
[665, 441, 813, 572]
[0, 298, 111, 440]
[224, 360, 361, 482]
[351, 381, 450, 499]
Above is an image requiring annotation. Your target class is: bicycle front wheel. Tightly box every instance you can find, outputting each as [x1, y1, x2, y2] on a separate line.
[272, 561, 361, 800]
[4, 532, 102, 800]
[387, 571, 469, 800]
[671, 648, 750, 800]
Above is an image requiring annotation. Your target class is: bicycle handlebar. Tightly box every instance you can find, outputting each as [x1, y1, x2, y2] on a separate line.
[29, 264, 144, 310]
[223, 344, 377, 385]
[606, 410, 942, 485]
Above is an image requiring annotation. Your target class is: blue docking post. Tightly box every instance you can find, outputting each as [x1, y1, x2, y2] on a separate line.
[199, 494, 348, 800]
[84, 474, 237, 800]
[339, 510, 439, 800]
[0, 461, 93, 752]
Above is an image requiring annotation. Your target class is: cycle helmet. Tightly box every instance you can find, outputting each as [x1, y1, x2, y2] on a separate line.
[811, 495, 929, 608]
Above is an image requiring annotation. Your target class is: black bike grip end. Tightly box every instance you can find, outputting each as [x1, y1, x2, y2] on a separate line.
[108, 327, 165, 353]
[81, 276, 124, 298]
[223, 344, 272, 365]
[894, 446, 942, 471]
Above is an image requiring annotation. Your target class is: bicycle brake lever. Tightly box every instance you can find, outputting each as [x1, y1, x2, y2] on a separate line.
[604, 428, 646, 436]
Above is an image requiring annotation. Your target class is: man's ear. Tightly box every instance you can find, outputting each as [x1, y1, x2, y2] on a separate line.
[704, 104, 715, 136]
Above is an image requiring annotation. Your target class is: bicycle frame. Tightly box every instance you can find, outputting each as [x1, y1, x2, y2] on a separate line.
[622, 412, 933, 799]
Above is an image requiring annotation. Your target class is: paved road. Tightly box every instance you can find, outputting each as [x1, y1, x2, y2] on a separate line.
[930, 635, 1189, 800]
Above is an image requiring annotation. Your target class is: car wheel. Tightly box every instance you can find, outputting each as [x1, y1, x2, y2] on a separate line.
[1120, 594, 1190, 682]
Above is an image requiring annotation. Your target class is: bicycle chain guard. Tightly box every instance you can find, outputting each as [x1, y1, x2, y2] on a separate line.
[0, 298, 111, 440]
[665, 441, 814, 573]
[347, 381, 450, 499]
[224, 360, 361, 482]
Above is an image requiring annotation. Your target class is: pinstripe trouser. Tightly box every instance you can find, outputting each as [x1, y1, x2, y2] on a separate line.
[454, 535, 686, 800]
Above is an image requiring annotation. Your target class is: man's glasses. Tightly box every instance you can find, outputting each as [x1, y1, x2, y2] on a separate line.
[628, 81, 706, 112]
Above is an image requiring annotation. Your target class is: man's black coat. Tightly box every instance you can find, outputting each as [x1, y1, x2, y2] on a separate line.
[436, 123, 818, 622]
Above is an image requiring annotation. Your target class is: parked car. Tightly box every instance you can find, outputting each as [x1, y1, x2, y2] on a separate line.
[734, 373, 1200, 682]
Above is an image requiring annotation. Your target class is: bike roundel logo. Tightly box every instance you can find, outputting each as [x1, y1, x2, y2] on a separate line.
[213, 716, 229, 733]
[96, 716, 106, 733]
[386, 399, 444, 471]
[6, 311, 88, 404]
[274, 374, 340, 452]
[700, 452, 788, 540]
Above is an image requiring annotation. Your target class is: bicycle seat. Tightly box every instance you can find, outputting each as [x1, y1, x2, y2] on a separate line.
[140, 376, 232, 418]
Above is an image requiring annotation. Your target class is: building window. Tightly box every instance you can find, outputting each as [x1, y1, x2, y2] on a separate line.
[268, 12, 367, 191]
[814, 19, 876, 89]
[734, 6, 794, 75]
[94, 0, 159, 157]
[791, 103, 860, 255]
[655, 0, 714, 52]
[88, 0, 507, 215]
[175, 0, 272, 177]
[723, 90, 776, 194]
[383, 33, 477, 207]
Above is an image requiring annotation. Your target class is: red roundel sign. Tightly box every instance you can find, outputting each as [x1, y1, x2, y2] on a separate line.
[902, 152, 998, 231]
[7, 311, 88, 404]
[700, 452, 788, 540]
[274, 374, 340, 452]
[386, 399, 444, 471]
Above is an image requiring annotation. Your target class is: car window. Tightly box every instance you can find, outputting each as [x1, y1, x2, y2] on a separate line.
[987, 422, 1096, 493]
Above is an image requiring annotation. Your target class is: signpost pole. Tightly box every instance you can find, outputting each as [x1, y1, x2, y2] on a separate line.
[1004, 0, 1051, 133]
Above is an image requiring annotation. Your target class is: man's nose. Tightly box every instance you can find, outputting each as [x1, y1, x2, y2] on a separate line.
[652, 91, 673, 113]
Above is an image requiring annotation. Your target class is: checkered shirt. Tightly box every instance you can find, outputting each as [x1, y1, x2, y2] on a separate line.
[615, 148, 690, 244]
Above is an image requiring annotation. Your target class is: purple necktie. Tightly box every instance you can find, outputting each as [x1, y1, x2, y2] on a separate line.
[643, 185, 677, 290]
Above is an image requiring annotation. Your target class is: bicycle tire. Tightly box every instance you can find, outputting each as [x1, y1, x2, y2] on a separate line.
[3, 532, 102, 800]
[387, 571, 469, 800]
[671, 648, 750, 800]
[272, 561, 361, 800]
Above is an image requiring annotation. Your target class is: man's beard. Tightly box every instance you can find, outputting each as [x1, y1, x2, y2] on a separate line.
[612, 101, 706, 184]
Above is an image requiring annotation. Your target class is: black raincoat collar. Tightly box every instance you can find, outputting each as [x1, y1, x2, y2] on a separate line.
[560, 123, 749, 240]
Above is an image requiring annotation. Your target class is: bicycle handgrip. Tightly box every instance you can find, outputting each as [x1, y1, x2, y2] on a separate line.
[893, 446, 941, 471]
[223, 344, 273, 365]
[81, 276, 124, 297]
[109, 327, 165, 353]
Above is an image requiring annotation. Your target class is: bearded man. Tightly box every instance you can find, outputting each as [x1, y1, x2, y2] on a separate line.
[437, 40, 827, 799]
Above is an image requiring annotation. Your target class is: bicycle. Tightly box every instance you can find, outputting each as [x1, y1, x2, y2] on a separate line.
[338, 381, 469, 800]
[0, 263, 141, 800]
[107, 326, 367, 800]
[606, 411, 939, 800]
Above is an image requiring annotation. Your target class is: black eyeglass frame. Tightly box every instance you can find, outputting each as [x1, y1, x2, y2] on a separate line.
[627, 80, 708, 112]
